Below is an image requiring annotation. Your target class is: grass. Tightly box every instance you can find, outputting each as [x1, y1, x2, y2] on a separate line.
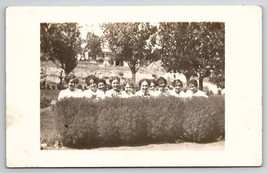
[40, 106, 61, 149]
[41, 90, 60, 100]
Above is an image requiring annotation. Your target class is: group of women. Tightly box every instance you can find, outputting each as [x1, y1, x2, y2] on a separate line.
[57, 74, 208, 101]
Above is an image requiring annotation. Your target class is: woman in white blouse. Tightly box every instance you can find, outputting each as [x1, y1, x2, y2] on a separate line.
[168, 79, 187, 98]
[121, 81, 135, 98]
[105, 77, 123, 98]
[83, 75, 105, 101]
[57, 74, 83, 100]
[135, 79, 152, 98]
[186, 79, 208, 98]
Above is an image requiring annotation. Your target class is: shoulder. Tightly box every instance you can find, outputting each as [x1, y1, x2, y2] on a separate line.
[105, 89, 114, 97]
[74, 88, 83, 93]
[96, 89, 105, 95]
[185, 90, 193, 97]
[168, 89, 176, 95]
[83, 89, 91, 96]
[135, 90, 143, 96]
[59, 89, 68, 93]
[196, 90, 208, 97]
[105, 89, 113, 95]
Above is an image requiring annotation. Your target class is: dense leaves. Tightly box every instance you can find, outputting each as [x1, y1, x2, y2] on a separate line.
[54, 96, 225, 148]
[102, 23, 158, 83]
[85, 32, 102, 60]
[158, 22, 225, 89]
[40, 23, 83, 77]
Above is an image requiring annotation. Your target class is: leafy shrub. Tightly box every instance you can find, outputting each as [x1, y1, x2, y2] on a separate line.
[209, 95, 225, 138]
[53, 96, 224, 148]
[182, 97, 218, 143]
[145, 97, 184, 143]
[97, 103, 121, 146]
[116, 98, 148, 145]
[40, 96, 52, 108]
[54, 98, 86, 148]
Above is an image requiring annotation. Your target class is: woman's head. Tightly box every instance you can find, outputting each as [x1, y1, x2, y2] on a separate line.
[139, 79, 151, 94]
[109, 76, 120, 91]
[150, 79, 158, 91]
[157, 77, 167, 89]
[188, 79, 198, 93]
[65, 74, 79, 91]
[86, 75, 98, 92]
[172, 79, 183, 94]
[123, 81, 134, 94]
[98, 79, 107, 92]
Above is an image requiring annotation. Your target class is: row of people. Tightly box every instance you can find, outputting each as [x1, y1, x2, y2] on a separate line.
[57, 74, 208, 101]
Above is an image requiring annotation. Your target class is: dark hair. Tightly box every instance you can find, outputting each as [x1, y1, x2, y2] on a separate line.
[98, 79, 107, 86]
[65, 74, 79, 84]
[157, 77, 167, 85]
[85, 75, 98, 85]
[188, 79, 198, 87]
[172, 79, 183, 86]
[138, 79, 151, 87]
[109, 76, 120, 84]
[123, 80, 134, 88]
[150, 79, 158, 86]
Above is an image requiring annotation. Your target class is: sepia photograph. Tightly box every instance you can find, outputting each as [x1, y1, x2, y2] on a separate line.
[6, 6, 262, 167]
[40, 22, 225, 150]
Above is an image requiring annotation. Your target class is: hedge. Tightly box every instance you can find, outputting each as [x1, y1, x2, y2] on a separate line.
[53, 96, 225, 148]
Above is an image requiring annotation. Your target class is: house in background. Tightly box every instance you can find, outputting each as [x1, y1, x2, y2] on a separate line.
[81, 43, 127, 67]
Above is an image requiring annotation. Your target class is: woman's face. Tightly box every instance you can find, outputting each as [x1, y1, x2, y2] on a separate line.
[98, 82, 105, 91]
[174, 82, 183, 94]
[150, 82, 156, 91]
[141, 81, 149, 94]
[112, 79, 120, 91]
[158, 80, 166, 89]
[68, 79, 76, 91]
[189, 83, 197, 93]
[88, 79, 97, 92]
[125, 83, 133, 94]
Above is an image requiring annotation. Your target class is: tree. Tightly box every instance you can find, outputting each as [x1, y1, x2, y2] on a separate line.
[102, 22, 157, 83]
[40, 23, 83, 78]
[158, 22, 225, 90]
[85, 32, 102, 60]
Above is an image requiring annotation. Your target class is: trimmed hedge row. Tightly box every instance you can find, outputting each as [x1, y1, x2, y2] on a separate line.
[54, 96, 225, 148]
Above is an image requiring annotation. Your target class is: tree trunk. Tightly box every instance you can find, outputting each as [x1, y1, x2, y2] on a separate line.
[185, 74, 191, 86]
[132, 71, 136, 84]
[59, 70, 64, 85]
[199, 76, 204, 91]
[64, 71, 70, 87]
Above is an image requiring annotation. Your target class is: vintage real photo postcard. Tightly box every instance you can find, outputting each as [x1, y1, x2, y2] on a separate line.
[6, 6, 262, 167]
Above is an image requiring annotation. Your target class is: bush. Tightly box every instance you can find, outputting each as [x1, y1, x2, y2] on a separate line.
[53, 96, 224, 148]
[182, 97, 219, 143]
[116, 98, 148, 145]
[145, 97, 184, 143]
[40, 96, 52, 108]
[209, 95, 225, 138]
[54, 98, 85, 147]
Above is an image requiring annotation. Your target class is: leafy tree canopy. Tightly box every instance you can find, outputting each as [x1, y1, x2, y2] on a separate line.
[102, 22, 158, 83]
[40, 23, 83, 76]
[158, 22, 225, 89]
[85, 32, 102, 60]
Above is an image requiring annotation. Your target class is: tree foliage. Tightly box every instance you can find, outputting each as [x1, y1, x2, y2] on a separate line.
[85, 32, 102, 60]
[40, 23, 83, 76]
[102, 22, 158, 83]
[158, 22, 225, 89]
